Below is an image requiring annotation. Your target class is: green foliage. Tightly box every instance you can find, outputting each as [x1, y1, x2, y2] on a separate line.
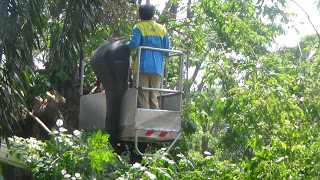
[87, 130, 115, 172]
[28, 73, 53, 100]
[0, 0, 45, 144]
[118, 150, 242, 179]
[9, 121, 117, 179]
[45, 0, 104, 86]
[172, 0, 320, 179]
[83, 62, 97, 88]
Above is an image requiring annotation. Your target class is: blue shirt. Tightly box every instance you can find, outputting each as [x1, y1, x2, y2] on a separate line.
[126, 20, 170, 76]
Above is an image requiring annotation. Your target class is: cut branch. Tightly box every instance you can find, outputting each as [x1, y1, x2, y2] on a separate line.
[20, 104, 52, 134]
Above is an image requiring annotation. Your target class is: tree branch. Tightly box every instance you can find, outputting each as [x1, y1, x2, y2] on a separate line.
[197, 77, 205, 91]
[187, 0, 192, 19]
[290, 0, 320, 44]
[20, 104, 52, 134]
[191, 64, 201, 83]
[162, 1, 172, 16]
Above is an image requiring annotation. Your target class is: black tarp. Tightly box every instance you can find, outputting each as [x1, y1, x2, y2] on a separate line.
[90, 38, 130, 137]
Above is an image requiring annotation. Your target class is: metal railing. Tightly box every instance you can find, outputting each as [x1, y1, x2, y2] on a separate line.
[135, 46, 185, 95]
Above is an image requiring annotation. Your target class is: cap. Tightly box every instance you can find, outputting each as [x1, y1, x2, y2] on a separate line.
[139, 4, 154, 20]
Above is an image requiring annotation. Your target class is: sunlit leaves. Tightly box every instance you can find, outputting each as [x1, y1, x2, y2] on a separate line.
[87, 130, 115, 172]
[171, 0, 320, 178]
[10, 125, 117, 179]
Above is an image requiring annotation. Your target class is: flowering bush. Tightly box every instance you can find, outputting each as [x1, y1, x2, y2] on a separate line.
[9, 120, 117, 179]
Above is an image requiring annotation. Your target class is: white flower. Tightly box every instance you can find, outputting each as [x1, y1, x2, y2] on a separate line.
[65, 138, 73, 146]
[176, 154, 183, 158]
[64, 174, 71, 178]
[59, 127, 68, 132]
[61, 169, 67, 175]
[168, 160, 175, 165]
[132, 162, 141, 169]
[55, 137, 63, 143]
[144, 171, 156, 180]
[73, 130, 81, 136]
[276, 157, 284, 163]
[204, 151, 211, 156]
[74, 173, 81, 178]
[56, 119, 64, 127]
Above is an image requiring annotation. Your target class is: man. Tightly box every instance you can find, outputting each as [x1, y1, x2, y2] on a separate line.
[126, 4, 170, 109]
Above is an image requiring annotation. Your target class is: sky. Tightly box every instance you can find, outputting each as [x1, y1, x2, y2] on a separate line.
[276, 0, 320, 47]
[147, 0, 320, 48]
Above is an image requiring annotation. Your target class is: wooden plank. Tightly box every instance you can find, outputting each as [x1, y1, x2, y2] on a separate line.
[0, 142, 27, 169]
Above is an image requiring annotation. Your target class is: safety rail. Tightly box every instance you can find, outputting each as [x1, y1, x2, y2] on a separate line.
[132, 46, 184, 156]
[135, 46, 184, 94]
[137, 87, 182, 94]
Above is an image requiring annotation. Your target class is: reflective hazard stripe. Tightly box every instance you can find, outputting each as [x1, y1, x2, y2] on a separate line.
[145, 131, 168, 137]
[145, 131, 153, 136]
[158, 132, 168, 137]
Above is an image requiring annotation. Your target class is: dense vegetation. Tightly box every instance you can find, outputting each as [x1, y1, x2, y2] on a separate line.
[1, 0, 320, 179]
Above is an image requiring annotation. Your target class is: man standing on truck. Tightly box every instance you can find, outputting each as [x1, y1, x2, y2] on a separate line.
[126, 4, 170, 109]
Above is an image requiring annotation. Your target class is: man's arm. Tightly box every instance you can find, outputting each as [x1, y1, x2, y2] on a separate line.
[126, 26, 141, 49]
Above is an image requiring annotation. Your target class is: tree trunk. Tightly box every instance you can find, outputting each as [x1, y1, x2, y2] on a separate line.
[197, 77, 205, 91]
[191, 64, 201, 82]
[201, 122, 209, 155]
[202, 136, 209, 155]
[162, 1, 172, 15]
[187, 0, 192, 19]
[169, 3, 178, 19]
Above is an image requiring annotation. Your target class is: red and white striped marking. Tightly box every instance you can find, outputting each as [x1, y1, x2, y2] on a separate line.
[144, 131, 168, 137]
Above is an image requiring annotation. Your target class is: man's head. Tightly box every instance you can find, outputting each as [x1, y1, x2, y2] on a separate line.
[139, 4, 154, 20]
